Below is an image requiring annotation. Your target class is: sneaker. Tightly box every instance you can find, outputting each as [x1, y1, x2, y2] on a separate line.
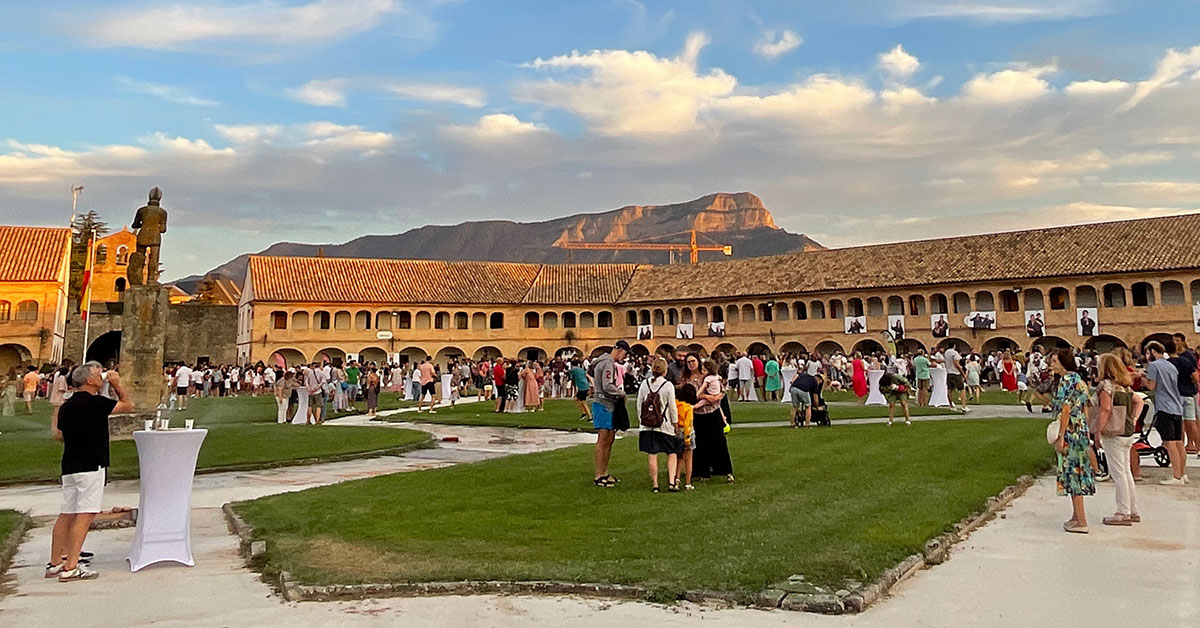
[1159, 476, 1187, 486]
[1096, 473, 1111, 482]
[58, 565, 99, 582]
[428, 409, 437, 414]
[45, 563, 64, 578]
[905, 420, 912, 426]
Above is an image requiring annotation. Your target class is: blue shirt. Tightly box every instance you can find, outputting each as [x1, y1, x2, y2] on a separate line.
[1146, 358, 1182, 415]
[569, 366, 589, 391]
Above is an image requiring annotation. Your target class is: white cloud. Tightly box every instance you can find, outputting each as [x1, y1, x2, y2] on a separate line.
[881, 86, 935, 108]
[892, 1, 1110, 23]
[960, 64, 1056, 103]
[754, 30, 803, 59]
[146, 133, 237, 157]
[381, 83, 486, 107]
[1121, 44, 1200, 111]
[444, 114, 547, 140]
[1064, 79, 1130, 95]
[300, 122, 395, 153]
[214, 124, 283, 144]
[115, 76, 218, 106]
[77, 0, 396, 50]
[518, 31, 735, 136]
[717, 75, 875, 119]
[878, 45, 920, 80]
[285, 79, 348, 107]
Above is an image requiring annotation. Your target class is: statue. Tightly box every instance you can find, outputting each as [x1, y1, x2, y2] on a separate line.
[126, 250, 145, 286]
[131, 187, 168, 284]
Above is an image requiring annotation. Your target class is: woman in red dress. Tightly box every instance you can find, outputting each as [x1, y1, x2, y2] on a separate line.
[999, 350, 1019, 392]
[851, 351, 869, 402]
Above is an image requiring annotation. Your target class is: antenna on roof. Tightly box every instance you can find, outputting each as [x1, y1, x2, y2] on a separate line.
[317, 247, 325, 258]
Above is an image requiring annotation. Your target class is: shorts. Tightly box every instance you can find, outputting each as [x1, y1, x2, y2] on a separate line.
[23, 391, 34, 401]
[790, 388, 812, 410]
[176, 386, 188, 396]
[1183, 396, 1197, 421]
[421, 382, 436, 395]
[917, 378, 930, 390]
[61, 468, 105, 514]
[309, 392, 323, 406]
[592, 403, 614, 430]
[1155, 411, 1183, 442]
[575, 389, 589, 402]
[947, 374, 964, 391]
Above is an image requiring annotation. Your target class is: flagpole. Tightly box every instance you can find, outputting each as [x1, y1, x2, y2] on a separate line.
[81, 229, 96, 364]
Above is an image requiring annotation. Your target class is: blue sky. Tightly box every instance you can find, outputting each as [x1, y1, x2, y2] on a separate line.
[2, 0, 1199, 279]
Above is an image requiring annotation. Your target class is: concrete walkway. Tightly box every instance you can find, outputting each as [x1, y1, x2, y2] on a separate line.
[2, 409, 1197, 626]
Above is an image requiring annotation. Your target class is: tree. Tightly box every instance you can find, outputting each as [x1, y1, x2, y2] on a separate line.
[69, 210, 110, 310]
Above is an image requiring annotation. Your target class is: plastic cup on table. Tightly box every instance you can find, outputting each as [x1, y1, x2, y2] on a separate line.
[143, 419, 154, 431]
[185, 419, 195, 430]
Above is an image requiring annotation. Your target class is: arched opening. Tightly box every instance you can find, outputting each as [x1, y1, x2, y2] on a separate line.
[1032, 336, 1072, 351]
[653, 309, 665, 326]
[434, 346, 466, 368]
[998, 290, 1019, 312]
[1084, 335, 1127, 353]
[809, 301, 825, 320]
[455, 311, 470, 330]
[0, 343, 32, 371]
[1023, 289, 1044, 310]
[563, 312, 577, 328]
[269, 348, 306, 368]
[829, 299, 844, 319]
[471, 312, 486, 330]
[115, 245, 129, 265]
[746, 341, 772, 357]
[86, 331, 121, 366]
[686, 343, 708, 357]
[640, 309, 651, 325]
[543, 312, 559, 329]
[909, 295, 926, 316]
[815, 340, 844, 355]
[271, 311, 288, 330]
[314, 347, 346, 366]
[1049, 287, 1070, 311]
[952, 292, 970, 314]
[580, 312, 595, 328]
[397, 311, 412, 329]
[774, 302, 789, 322]
[847, 298, 864, 317]
[852, 339, 884, 355]
[360, 347, 388, 365]
[415, 311, 431, 329]
[1102, 283, 1127, 308]
[1161, 280, 1185, 305]
[1140, 333, 1175, 353]
[886, 296, 904, 316]
[711, 306, 724, 323]
[681, 308, 694, 324]
[725, 305, 739, 323]
[654, 343, 676, 358]
[937, 337, 971, 353]
[1075, 286, 1098, 308]
[779, 341, 807, 356]
[518, 347, 547, 362]
[713, 342, 737, 358]
[1191, 279, 1200, 305]
[334, 311, 351, 330]
[598, 311, 613, 328]
[590, 346, 614, 358]
[696, 308, 708, 326]
[434, 312, 450, 330]
[741, 305, 756, 322]
[981, 337, 1019, 353]
[629, 343, 651, 357]
[974, 291, 994, 311]
[555, 346, 582, 359]
[668, 308, 679, 325]
[896, 338, 926, 355]
[489, 313, 504, 329]
[758, 303, 772, 322]
[398, 346, 427, 365]
[375, 312, 392, 330]
[626, 311, 638, 327]
[868, 297, 885, 317]
[525, 312, 540, 328]
[115, 277, 127, 294]
[291, 311, 309, 330]
[793, 301, 807, 320]
[472, 346, 502, 361]
[355, 310, 372, 330]
[1131, 281, 1155, 307]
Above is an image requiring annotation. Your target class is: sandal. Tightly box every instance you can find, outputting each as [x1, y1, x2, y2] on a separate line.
[668, 482, 680, 493]
[1063, 521, 1089, 534]
[593, 475, 617, 488]
[1102, 514, 1133, 527]
[651, 486, 659, 493]
[726, 474, 736, 484]
[684, 484, 695, 491]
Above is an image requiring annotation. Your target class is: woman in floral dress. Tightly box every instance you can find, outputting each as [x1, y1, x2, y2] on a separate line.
[1049, 348, 1094, 533]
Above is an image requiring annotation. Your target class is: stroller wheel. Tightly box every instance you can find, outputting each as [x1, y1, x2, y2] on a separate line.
[1154, 448, 1171, 468]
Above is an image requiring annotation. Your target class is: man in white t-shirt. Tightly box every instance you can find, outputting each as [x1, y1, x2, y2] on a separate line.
[942, 347, 969, 412]
[174, 364, 192, 410]
[735, 352, 754, 401]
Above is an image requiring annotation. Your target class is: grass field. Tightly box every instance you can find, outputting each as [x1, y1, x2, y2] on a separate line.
[0, 509, 20, 544]
[391, 398, 959, 431]
[0, 394, 428, 484]
[236, 419, 1052, 598]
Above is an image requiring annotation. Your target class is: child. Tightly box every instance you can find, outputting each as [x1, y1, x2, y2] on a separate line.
[879, 372, 912, 426]
[675, 383, 697, 490]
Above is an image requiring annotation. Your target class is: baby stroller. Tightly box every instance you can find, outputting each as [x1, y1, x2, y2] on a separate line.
[1132, 396, 1171, 467]
[809, 391, 831, 427]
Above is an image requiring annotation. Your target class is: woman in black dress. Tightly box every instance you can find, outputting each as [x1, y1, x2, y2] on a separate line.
[691, 359, 735, 483]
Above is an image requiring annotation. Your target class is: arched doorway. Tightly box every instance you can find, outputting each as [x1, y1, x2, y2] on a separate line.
[1140, 333, 1175, 353]
[269, 348, 306, 368]
[555, 346, 582, 359]
[815, 340, 844, 355]
[686, 343, 708, 357]
[629, 343, 651, 357]
[746, 342, 772, 357]
[852, 339, 884, 355]
[434, 346, 466, 368]
[896, 338, 925, 355]
[590, 345, 613, 358]
[314, 347, 346, 366]
[0, 343, 31, 371]
[518, 347, 547, 362]
[1031, 335, 1071, 351]
[981, 337, 1019, 354]
[713, 342, 737, 358]
[1084, 334, 1127, 354]
[654, 343, 676, 357]
[398, 346, 428, 365]
[87, 331, 121, 366]
[359, 346, 388, 365]
[472, 345, 502, 361]
[937, 337, 971, 353]
[779, 341, 807, 356]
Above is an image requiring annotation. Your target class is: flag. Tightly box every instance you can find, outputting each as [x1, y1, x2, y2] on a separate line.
[80, 231, 96, 323]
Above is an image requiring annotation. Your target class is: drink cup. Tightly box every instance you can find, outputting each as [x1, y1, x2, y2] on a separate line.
[185, 419, 195, 430]
[159, 418, 170, 430]
[143, 419, 154, 431]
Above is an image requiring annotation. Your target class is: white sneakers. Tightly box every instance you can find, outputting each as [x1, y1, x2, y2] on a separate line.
[1158, 475, 1190, 486]
[57, 564, 99, 582]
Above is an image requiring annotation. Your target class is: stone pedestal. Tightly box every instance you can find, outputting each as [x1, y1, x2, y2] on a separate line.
[116, 285, 169, 437]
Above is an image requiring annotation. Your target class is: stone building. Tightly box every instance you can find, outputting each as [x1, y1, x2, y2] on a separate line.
[0, 226, 72, 370]
[237, 214, 1200, 369]
[88, 227, 137, 304]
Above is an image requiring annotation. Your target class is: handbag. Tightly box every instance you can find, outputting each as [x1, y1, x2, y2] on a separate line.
[1087, 399, 1128, 436]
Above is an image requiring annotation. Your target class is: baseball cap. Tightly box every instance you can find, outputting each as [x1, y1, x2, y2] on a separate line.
[615, 340, 631, 351]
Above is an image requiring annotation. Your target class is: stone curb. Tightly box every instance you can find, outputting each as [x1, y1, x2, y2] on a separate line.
[0, 434, 436, 487]
[220, 474, 1038, 613]
[0, 510, 33, 587]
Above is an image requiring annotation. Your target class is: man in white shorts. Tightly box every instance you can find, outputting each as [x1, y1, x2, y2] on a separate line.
[48, 361, 133, 582]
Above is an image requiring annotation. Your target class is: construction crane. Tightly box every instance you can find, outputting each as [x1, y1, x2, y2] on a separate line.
[554, 229, 732, 264]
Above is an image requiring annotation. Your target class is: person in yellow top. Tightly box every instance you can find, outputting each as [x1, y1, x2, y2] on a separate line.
[23, 366, 40, 415]
[675, 383, 698, 491]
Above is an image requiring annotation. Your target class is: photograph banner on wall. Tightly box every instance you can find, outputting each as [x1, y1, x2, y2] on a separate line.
[1077, 308, 1098, 337]
[931, 314, 950, 338]
[637, 324, 654, 341]
[887, 315, 906, 340]
[1194, 304, 1200, 334]
[964, 311, 997, 331]
[345, 353, 360, 364]
[844, 315, 867, 335]
[708, 321, 726, 337]
[675, 323, 694, 339]
[1024, 310, 1045, 338]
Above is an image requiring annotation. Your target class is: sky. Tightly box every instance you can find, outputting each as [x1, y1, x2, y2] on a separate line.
[2, 0, 1200, 281]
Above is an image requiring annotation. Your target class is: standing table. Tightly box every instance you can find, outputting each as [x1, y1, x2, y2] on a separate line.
[866, 369, 887, 405]
[929, 367, 951, 407]
[779, 367, 797, 403]
[127, 429, 207, 572]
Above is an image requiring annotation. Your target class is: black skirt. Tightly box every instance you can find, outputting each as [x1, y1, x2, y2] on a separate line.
[692, 409, 734, 478]
[639, 430, 683, 455]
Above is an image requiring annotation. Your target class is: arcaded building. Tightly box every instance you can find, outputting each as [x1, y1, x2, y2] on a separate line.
[236, 215, 1200, 368]
[0, 226, 72, 370]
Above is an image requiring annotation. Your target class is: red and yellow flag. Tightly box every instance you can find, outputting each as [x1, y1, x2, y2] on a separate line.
[80, 232, 96, 323]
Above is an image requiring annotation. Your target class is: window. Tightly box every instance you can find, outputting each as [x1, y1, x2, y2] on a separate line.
[14, 300, 38, 321]
[1131, 282, 1155, 307]
[397, 311, 412, 329]
[115, 245, 129, 265]
[0, 301, 9, 321]
[315, 311, 331, 330]
[435, 312, 450, 329]
[848, 298, 864, 317]
[455, 312, 469, 329]
[415, 311, 431, 329]
[489, 312, 504, 329]
[1161, 281, 1185, 305]
[1103, 284, 1126, 308]
[640, 309, 651, 325]
[869, 297, 885, 317]
[1049, 287, 1070, 310]
[829, 299, 844, 319]
[887, 296, 904, 316]
[292, 311, 309, 330]
[725, 305, 738, 322]
[774, 302, 789, 321]
[627, 311, 638, 326]
[525, 312, 540, 328]
[1075, 286, 1098, 308]
[544, 312, 559, 329]
[909, 295, 926, 316]
[472, 312, 487, 330]
[809, 300, 825, 319]
[1192, 280, 1200, 305]
[598, 311, 613, 328]
[974, 291, 994, 311]
[355, 311, 371, 330]
[580, 312, 595, 327]
[115, 277, 127, 293]
[758, 303, 772, 322]
[930, 294, 948, 314]
[653, 309, 664, 326]
[681, 308, 694, 324]
[952, 292, 970, 314]
[563, 312, 577, 328]
[711, 306, 724, 323]
[334, 311, 351, 330]
[696, 308, 708, 325]
[793, 301, 807, 320]
[999, 290, 1019, 312]
[668, 308, 679, 325]
[271, 311, 288, 329]
[376, 312, 392, 330]
[96, 244, 108, 264]
[742, 304, 756, 322]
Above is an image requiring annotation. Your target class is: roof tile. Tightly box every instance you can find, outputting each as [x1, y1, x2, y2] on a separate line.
[0, 226, 71, 282]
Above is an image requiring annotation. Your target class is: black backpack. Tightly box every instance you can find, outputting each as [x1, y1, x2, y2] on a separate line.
[640, 382, 666, 428]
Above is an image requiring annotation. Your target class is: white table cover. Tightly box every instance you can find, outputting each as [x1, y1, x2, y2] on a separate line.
[440, 373, 453, 400]
[866, 369, 887, 405]
[779, 367, 797, 403]
[402, 376, 413, 401]
[929, 367, 951, 407]
[128, 429, 207, 572]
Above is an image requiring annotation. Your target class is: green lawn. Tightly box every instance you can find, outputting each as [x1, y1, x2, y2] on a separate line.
[0, 396, 429, 484]
[823, 387, 1022, 406]
[391, 398, 957, 431]
[236, 419, 1052, 598]
[0, 509, 21, 543]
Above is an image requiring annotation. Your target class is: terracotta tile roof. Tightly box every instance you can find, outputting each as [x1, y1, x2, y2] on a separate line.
[522, 264, 642, 304]
[0, 226, 71, 282]
[247, 256, 543, 304]
[618, 213, 1200, 303]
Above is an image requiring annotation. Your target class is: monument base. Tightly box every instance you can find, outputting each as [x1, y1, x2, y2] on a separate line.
[121, 285, 169, 415]
[109, 412, 153, 440]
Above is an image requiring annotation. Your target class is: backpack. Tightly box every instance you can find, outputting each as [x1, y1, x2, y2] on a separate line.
[640, 381, 666, 428]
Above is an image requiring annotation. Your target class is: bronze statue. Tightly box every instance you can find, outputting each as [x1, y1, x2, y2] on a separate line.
[131, 187, 167, 284]
[126, 250, 146, 286]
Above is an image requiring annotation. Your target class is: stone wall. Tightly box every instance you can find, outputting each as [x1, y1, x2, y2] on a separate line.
[63, 301, 237, 366]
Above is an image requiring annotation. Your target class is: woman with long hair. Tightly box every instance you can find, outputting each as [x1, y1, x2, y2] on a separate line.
[692, 359, 735, 483]
[522, 360, 540, 412]
[1, 367, 16, 417]
[851, 351, 868, 403]
[1000, 350, 1019, 392]
[681, 352, 703, 389]
[1095, 353, 1141, 526]
[1049, 348, 1095, 533]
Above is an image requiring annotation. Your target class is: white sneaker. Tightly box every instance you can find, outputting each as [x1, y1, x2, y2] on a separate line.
[45, 563, 64, 578]
[1159, 476, 1187, 486]
[58, 565, 99, 582]
[428, 409, 437, 414]
[905, 420, 912, 426]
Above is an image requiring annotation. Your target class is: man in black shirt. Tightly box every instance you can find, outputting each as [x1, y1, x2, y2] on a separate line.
[1171, 333, 1200, 455]
[47, 361, 133, 582]
[789, 371, 821, 428]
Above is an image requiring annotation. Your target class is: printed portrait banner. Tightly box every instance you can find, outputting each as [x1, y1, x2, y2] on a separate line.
[930, 313, 950, 338]
[887, 314, 906, 340]
[675, 323, 694, 339]
[637, 324, 654, 341]
[1024, 310, 1045, 338]
[1076, 307, 1098, 337]
[1193, 304, 1200, 334]
[708, 321, 726, 337]
[844, 315, 867, 335]
[963, 311, 997, 331]
[344, 353, 360, 364]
